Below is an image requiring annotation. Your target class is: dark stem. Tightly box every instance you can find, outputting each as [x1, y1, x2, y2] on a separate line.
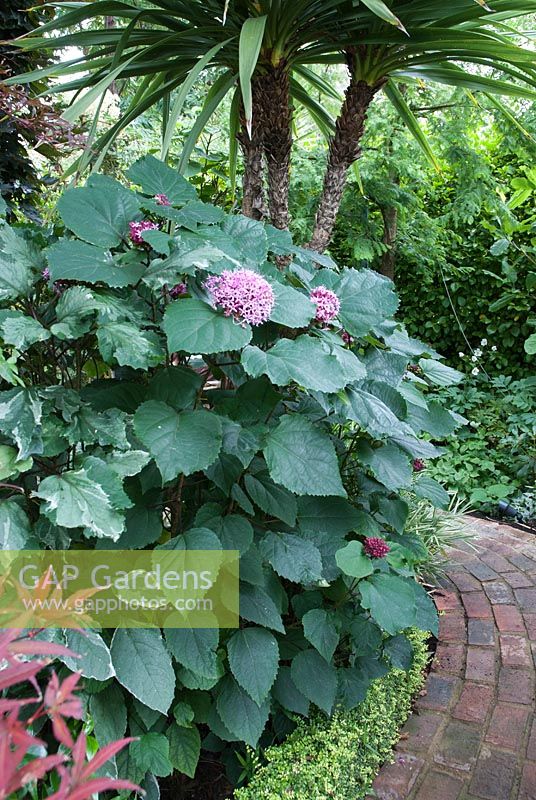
[260, 63, 292, 231]
[237, 79, 267, 221]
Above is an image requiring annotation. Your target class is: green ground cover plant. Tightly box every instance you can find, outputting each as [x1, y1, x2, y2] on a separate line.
[0, 157, 461, 790]
[234, 630, 429, 800]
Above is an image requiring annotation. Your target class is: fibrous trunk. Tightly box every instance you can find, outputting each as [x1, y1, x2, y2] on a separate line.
[237, 79, 267, 220]
[308, 79, 377, 253]
[259, 64, 292, 231]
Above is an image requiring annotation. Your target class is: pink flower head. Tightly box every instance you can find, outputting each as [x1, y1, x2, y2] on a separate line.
[364, 537, 390, 559]
[310, 285, 340, 324]
[413, 458, 425, 472]
[170, 282, 188, 298]
[204, 268, 274, 326]
[42, 267, 50, 281]
[154, 193, 171, 206]
[129, 220, 158, 245]
[342, 330, 354, 345]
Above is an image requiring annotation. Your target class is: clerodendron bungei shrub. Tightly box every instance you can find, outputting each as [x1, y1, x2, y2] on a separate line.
[0, 156, 464, 785]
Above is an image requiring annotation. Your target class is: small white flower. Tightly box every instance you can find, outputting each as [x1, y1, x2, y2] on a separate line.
[480, 338, 488, 346]
[471, 367, 479, 376]
[458, 352, 465, 358]
[471, 355, 478, 362]
[474, 348, 482, 357]
[491, 345, 497, 352]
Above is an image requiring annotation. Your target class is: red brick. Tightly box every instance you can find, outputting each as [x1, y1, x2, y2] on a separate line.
[483, 580, 515, 604]
[523, 613, 536, 640]
[500, 634, 532, 667]
[526, 718, 536, 761]
[397, 712, 444, 753]
[503, 571, 533, 589]
[468, 618, 494, 646]
[493, 604, 525, 632]
[433, 719, 481, 772]
[465, 647, 496, 683]
[434, 590, 461, 612]
[439, 612, 466, 643]
[369, 753, 424, 800]
[433, 643, 465, 676]
[466, 561, 499, 581]
[417, 674, 461, 712]
[415, 770, 464, 800]
[470, 747, 517, 800]
[447, 570, 481, 592]
[485, 702, 530, 751]
[498, 667, 534, 705]
[462, 591, 493, 619]
[519, 762, 536, 800]
[480, 551, 516, 573]
[452, 682, 493, 723]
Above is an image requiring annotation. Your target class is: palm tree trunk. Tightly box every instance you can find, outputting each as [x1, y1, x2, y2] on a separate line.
[237, 79, 267, 220]
[308, 79, 378, 253]
[260, 64, 292, 230]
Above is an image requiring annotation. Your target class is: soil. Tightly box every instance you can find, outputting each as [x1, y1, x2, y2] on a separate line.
[160, 757, 232, 800]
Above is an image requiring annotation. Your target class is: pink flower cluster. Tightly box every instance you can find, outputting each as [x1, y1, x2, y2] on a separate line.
[342, 330, 354, 345]
[205, 268, 274, 326]
[310, 285, 340, 323]
[364, 537, 390, 559]
[129, 220, 158, 245]
[413, 458, 426, 472]
[170, 282, 188, 298]
[154, 193, 171, 206]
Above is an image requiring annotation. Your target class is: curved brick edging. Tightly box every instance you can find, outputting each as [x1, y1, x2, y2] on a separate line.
[367, 517, 536, 800]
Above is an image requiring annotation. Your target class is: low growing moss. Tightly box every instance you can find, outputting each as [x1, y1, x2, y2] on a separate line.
[234, 630, 429, 800]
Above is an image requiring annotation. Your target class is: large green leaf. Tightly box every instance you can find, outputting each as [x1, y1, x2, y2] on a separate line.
[164, 627, 220, 679]
[337, 269, 399, 338]
[57, 175, 140, 247]
[111, 629, 175, 714]
[335, 541, 374, 579]
[216, 675, 270, 747]
[46, 241, 145, 288]
[260, 532, 323, 584]
[244, 473, 297, 526]
[97, 322, 165, 369]
[127, 155, 197, 204]
[50, 286, 96, 340]
[0, 388, 42, 459]
[345, 387, 414, 439]
[242, 335, 365, 392]
[272, 666, 310, 716]
[264, 415, 345, 497]
[227, 627, 279, 705]
[0, 311, 50, 351]
[0, 224, 35, 300]
[35, 467, 125, 540]
[148, 366, 202, 411]
[61, 630, 115, 680]
[290, 649, 338, 714]
[89, 683, 127, 747]
[418, 358, 464, 387]
[163, 298, 252, 354]
[302, 609, 339, 662]
[297, 496, 364, 536]
[134, 401, 222, 483]
[0, 500, 33, 549]
[168, 723, 201, 778]
[130, 733, 172, 778]
[356, 441, 412, 491]
[239, 582, 285, 633]
[270, 283, 316, 328]
[238, 15, 267, 135]
[359, 574, 417, 635]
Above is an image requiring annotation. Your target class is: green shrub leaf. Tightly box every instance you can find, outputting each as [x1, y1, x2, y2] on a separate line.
[164, 298, 252, 354]
[291, 649, 338, 714]
[111, 629, 175, 714]
[227, 627, 279, 705]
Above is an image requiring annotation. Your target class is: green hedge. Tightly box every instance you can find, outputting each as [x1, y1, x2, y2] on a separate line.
[234, 630, 429, 800]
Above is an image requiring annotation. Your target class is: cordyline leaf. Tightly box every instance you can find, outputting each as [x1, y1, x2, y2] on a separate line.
[239, 15, 267, 136]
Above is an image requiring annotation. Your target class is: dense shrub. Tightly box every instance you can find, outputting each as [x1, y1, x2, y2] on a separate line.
[428, 375, 536, 508]
[234, 630, 429, 800]
[0, 156, 460, 788]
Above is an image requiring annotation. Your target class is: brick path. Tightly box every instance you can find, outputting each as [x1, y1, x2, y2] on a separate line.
[368, 516, 536, 800]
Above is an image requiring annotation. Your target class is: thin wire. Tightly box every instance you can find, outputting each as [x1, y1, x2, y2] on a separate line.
[438, 262, 491, 379]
